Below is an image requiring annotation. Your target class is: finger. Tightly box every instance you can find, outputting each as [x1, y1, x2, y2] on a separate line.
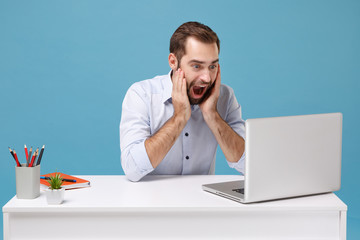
[215, 65, 221, 89]
[173, 69, 181, 92]
[178, 69, 184, 90]
[181, 77, 187, 96]
[172, 69, 178, 91]
[178, 68, 182, 86]
[179, 69, 186, 94]
[176, 69, 184, 95]
[216, 64, 221, 83]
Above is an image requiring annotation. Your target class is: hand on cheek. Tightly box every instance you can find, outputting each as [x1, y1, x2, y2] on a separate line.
[199, 65, 221, 116]
[172, 68, 191, 123]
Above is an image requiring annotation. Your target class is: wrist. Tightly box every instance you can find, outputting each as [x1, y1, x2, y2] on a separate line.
[202, 110, 220, 124]
[172, 113, 188, 128]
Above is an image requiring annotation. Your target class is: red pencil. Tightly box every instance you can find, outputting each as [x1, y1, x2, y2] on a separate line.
[8, 147, 20, 167]
[12, 149, 21, 167]
[29, 152, 36, 167]
[24, 144, 29, 162]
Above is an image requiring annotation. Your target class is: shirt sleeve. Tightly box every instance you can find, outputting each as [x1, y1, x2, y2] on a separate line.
[221, 85, 246, 174]
[119, 83, 154, 182]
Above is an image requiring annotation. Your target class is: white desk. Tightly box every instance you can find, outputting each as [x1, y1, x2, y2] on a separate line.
[3, 175, 347, 240]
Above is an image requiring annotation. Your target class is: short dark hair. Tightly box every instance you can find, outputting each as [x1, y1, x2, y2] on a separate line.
[170, 21, 220, 65]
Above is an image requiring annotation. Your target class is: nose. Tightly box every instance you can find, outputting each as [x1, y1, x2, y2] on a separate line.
[199, 70, 211, 83]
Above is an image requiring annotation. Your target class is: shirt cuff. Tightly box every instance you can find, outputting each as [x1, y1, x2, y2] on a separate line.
[227, 149, 245, 175]
[129, 140, 154, 179]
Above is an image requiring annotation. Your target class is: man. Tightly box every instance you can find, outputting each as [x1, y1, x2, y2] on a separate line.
[120, 22, 245, 182]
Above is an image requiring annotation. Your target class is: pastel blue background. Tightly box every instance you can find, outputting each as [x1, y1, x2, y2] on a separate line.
[1, 0, 359, 238]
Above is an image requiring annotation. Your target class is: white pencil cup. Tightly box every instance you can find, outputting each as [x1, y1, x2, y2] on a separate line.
[15, 164, 40, 199]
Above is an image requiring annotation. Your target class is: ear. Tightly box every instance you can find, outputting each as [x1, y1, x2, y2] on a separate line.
[168, 53, 178, 71]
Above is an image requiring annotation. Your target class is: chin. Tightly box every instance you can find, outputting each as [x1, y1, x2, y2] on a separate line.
[188, 90, 210, 105]
[189, 96, 205, 105]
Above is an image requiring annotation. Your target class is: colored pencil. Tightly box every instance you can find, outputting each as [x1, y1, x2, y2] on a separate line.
[12, 149, 21, 167]
[31, 148, 39, 167]
[40, 176, 76, 182]
[36, 145, 45, 166]
[29, 152, 36, 167]
[8, 147, 15, 158]
[28, 147, 33, 160]
[25, 145, 29, 166]
[24, 144, 28, 161]
[8, 147, 20, 167]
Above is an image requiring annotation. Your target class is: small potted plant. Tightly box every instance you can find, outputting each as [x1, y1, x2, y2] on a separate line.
[44, 173, 65, 205]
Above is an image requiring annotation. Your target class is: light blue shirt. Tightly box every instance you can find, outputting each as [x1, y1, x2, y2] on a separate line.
[120, 71, 245, 182]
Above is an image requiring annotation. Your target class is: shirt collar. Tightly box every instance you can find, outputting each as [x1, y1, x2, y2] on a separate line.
[162, 70, 173, 104]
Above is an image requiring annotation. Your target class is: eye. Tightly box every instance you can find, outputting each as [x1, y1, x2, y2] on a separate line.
[209, 65, 217, 70]
[193, 65, 200, 69]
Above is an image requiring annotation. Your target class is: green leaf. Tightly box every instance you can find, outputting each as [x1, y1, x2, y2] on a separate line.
[47, 172, 64, 190]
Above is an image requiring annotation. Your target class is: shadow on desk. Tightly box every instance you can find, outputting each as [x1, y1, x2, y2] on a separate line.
[139, 175, 184, 182]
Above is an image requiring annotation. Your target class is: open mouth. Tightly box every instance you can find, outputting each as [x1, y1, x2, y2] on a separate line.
[192, 86, 207, 98]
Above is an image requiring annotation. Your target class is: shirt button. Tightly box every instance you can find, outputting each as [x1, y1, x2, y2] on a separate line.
[185, 132, 189, 137]
[186, 156, 189, 160]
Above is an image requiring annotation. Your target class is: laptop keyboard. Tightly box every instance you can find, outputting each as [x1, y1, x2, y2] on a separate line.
[232, 188, 244, 194]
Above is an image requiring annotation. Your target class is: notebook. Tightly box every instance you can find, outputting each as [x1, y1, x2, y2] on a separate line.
[40, 172, 91, 190]
[202, 112, 342, 203]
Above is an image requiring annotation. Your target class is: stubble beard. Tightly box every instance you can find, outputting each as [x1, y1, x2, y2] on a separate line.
[176, 61, 213, 105]
[187, 83, 212, 105]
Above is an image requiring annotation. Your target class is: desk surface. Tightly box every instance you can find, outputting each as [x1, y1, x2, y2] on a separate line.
[3, 175, 347, 213]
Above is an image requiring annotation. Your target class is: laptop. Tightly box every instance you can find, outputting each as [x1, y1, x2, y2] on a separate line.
[202, 112, 343, 203]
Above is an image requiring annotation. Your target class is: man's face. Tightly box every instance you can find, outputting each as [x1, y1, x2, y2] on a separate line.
[178, 37, 219, 105]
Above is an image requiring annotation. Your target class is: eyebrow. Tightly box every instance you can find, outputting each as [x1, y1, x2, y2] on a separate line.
[188, 59, 219, 64]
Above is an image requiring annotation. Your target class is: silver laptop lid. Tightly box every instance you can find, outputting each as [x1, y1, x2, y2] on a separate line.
[244, 112, 342, 203]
